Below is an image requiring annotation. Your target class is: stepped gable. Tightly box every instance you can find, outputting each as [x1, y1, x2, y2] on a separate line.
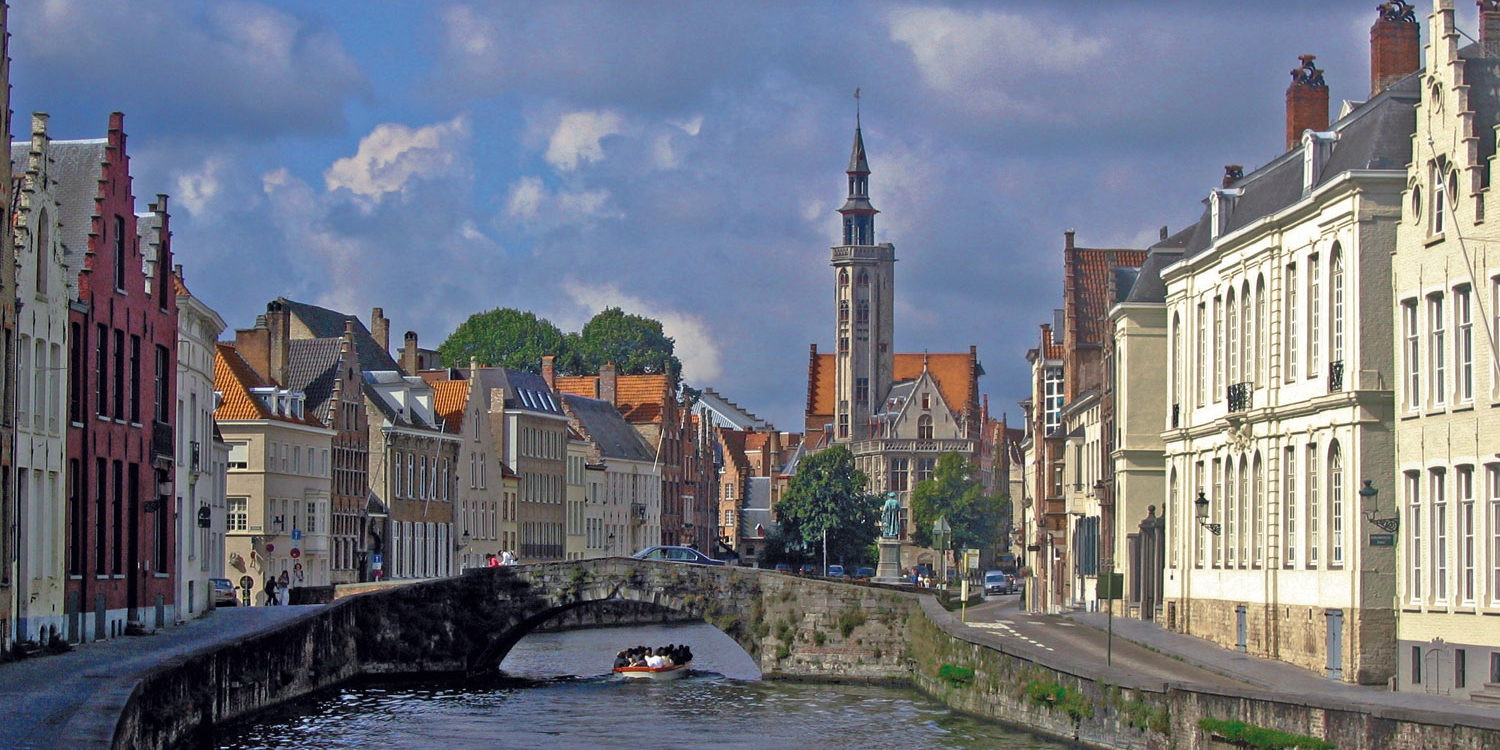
[45, 138, 107, 290]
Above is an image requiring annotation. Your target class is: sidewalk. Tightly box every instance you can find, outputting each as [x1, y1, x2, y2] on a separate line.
[0, 605, 321, 750]
[1066, 609, 1500, 722]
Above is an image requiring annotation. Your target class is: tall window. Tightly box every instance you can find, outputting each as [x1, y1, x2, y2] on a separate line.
[915, 458, 935, 483]
[1239, 456, 1250, 567]
[1240, 283, 1252, 386]
[856, 298, 869, 325]
[1252, 453, 1263, 567]
[129, 335, 141, 424]
[1408, 471, 1422, 601]
[855, 377, 869, 405]
[1286, 265, 1299, 380]
[1225, 458, 1237, 566]
[1490, 466, 1500, 602]
[1213, 296, 1223, 399]
[1403, 300, 1420, 410]
[1254, 276, 1265, 386]
[113, 215, 126, 292]
[1460, 466, 1475, 602]
[112, 329, 124, 420]
[1330, 245, 1345, 365]
[95, 325, 108, 417]
[228, 497, 247, 531]
[1197, 302, 1207, 405]
[1195, 460, 1205, 567]
[1430, 294, 1447, 406]
[1307, 444, 1320, 567]
[1284, 447, 1297, 566]
[1434, 469, 1449, 602]
[35, 208, 49, 295]
[1170, 314, 1180, 406]
[917, 414, 933, 439]
[1308, 253, 1320, 377]
[1330, 441, 1344, 566]
[1457, 286, 1474, 402]
[1169, 468, 1179, 568]
[1227, 289, 1239, 385]
[889, 458, 908, 492]
[838, 300, 849, 325]
[1432, 161, 1448, 236]
[1213, 457, 1223, 566]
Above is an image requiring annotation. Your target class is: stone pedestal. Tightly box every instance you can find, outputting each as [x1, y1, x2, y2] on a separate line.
[874, 538, 904, 583]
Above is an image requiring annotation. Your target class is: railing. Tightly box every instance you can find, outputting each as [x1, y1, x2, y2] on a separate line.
[848, 438, 975, 455]
[1328, 360, 1344, 392]
[1226, 382, 1252, 413]
[830, 245, 895, 262]
[1171, 403, 1180, 428]
[152, 420, 174, 460]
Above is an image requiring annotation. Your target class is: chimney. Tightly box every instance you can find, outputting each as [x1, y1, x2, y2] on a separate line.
[767, 430, 782, 474]
[1286, 55, 1329, 151]
[1483, 1, 1500, 57]
[1222, 164, 1244, 188]
[266, 300, 290, 383]
[233, 323, 272, 382]
[542, 355, 556, 390]
[600, 362, 618, 405]
[1063, 229, 1075, 251]
[370, 307, 389, 353]
[1371, 2, 1420, 95]
[469, 355, 479, 374]
[402, 331, 419, 375]
[1159, 226, 1169, 242]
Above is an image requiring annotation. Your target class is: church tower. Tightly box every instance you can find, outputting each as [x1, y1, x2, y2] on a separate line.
[832, 116, 895, 442]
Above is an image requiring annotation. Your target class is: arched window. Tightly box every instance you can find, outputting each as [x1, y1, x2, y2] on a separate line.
[857, 269, 870, 287]
[917, 414, 934, 439]
[855, 298, 869, 325]
[1169, 312, 1181, 409]
[1329, 441, 1344, 566]
[1254, 275, 1265, 387]
[838, 269, 849, 288]
[1252, 452, 1263, 567]
[1224, 458, 1235, 566]
[1240, 282, 1251, 386]
[1168, 467, 1179, 568]
[1330, 243, 1345, 365]
[1226, 289, 1238, 385]
[1238, 455, 1249, 567]
[838, 300, 849, 325]
[35, 208, 48, 295]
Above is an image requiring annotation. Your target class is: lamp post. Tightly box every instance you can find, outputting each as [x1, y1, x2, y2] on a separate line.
[1359, 480, 1400, 532]
[1194, 489, 1221, 535]
[933, 515, 951, 587]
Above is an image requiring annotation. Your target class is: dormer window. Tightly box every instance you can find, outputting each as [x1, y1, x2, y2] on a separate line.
[1302, 131, 1337, 193]
[1209, 189, 1241, 240]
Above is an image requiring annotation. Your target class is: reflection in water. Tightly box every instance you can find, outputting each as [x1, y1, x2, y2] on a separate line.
[216, 622, 1068, 750]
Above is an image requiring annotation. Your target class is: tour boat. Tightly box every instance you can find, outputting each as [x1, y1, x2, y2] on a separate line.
[612, 661, 691, 680]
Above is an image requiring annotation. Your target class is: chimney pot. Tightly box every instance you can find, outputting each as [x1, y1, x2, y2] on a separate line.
[1286, 55, 1330, 151]
[1063, 229, 1075, 250]
[600, 362, 618, 406]
[1223, 164, 1244, 187]
[1371, 2, 1420, 96]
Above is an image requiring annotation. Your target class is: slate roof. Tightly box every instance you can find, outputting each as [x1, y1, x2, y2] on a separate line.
[561, 393, 654, 462]
[553, 373, 671, 424]
[1181, 72, 1419, 260]
[47, 139, 108, 291]
[1122, 245, 1187, 305]
[807, 350, 981, 426]
[696, 387, 772, 431]
[467, 367, 564, 416]
[282, 337, 348, 424]
[272, 297, 401, 373]
[213, 344, 323, 427]
[361, 371, 441, 430]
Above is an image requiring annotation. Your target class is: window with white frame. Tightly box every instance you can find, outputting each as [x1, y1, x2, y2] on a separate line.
[228, 497, 247, 531]
[1307, 444, 1320, 567]
[1490, 466, 1500, 603]
[1252, 453, 1263, 567]
[1331, 245, 1345, 366]
[1308, 253, 1320, 377]
[1403, 300, 1421, 410]
[1168, 468, 1179, 568]
[1197, 302, 1207, 406]
[1213, 296, 1223, 401]
[1227, 289, 1239, 386]
[1408, 470, 1422, 601]
[1434, 468, 1449, 602]
[1254, 277, 1265, 386]
[1286, 265, 1299, 381]
[1330, 441, 1343, 566]
[1224, 457, 1235, 566]
[1213, 457, 1224, 567]
[1457, 286, 1474, 403]
[1460, 465, 1475, 602]
[1284, 447, 1297, 567]
[1195, 460, 1205, 568]
[1430, 294, 1447, 406]
[1432, 161, 1448, 236]
[1240, 283, 1252, 387]
[1238, 455, 1249, 566]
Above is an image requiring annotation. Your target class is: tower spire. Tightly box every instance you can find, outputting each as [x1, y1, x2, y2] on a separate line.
[839, 95, 876, 246]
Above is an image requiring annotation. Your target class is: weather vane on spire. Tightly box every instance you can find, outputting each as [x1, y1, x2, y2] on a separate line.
[855, 87, 861, 125]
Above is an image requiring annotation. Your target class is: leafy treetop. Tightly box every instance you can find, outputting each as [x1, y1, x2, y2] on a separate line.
[774, 445, 879, 565]
[908, 452, 1010, 553]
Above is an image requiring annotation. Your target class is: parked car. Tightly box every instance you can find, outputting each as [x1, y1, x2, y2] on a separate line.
[773, 563, 792, 574]
[631, 545, 726, 566]
[983, 570, 1014, 595]
[827, 564, 846, 578]
[854, 566, 876, 580]
[798, 563, 819, 575]
[211, 578, 238, 607]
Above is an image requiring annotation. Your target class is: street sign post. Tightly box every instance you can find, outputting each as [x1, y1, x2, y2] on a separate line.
[291, 528, 303, 541]
[1096, 568, 1124, 666]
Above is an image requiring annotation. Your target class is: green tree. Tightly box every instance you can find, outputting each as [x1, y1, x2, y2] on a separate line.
[775, 446, 879, 565]
[570, 306, 681, 378]
[909, 452, 1010, 552]
[437, 308, 568, 371]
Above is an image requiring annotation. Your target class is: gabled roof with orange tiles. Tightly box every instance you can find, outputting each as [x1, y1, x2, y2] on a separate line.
[553, 372, 673, 424]
[214, 344, 323, 427]
[1067, 246, 1148, 349]
[806, 351, 980, 422]
[431, 379, 469, 433]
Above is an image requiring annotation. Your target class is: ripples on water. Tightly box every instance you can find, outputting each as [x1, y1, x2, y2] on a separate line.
[216, 622, 1068, 750]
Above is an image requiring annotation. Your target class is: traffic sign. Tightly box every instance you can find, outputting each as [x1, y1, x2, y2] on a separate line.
[290, 547, 302, 559]
[291, 528, 302, 541]
[238, 575, 253, 590]
[265, 543, 275, 553]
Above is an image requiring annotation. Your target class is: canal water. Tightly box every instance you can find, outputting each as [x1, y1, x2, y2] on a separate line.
[215, 621, 1070, 749]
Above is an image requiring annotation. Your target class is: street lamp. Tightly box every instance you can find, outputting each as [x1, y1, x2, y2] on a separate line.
[1360, 480, 1400, 532]
[933, 515, 952, 585]
[1194, 490, 1221, 535]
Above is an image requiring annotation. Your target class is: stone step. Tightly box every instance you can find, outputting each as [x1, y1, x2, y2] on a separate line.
[1470, 684, 1500, 706]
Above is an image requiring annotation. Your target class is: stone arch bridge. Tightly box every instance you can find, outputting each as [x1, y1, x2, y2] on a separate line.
[353, 558, 919, 680]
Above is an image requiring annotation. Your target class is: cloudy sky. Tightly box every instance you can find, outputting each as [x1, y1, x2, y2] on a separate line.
[8, 1, 1458, 431]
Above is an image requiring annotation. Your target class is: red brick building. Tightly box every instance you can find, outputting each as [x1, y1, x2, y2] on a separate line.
[61, 113, 179, 639]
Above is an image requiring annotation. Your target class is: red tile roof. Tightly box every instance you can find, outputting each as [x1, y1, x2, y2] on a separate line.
[213, 343, 323, 427]
[806, 351, 980, 424]
[553, 373, 673, 425]
[1067, 246, 1148, 349]
[431, 379, 469, 433]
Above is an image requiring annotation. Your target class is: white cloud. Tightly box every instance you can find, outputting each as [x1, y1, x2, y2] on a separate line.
[503, 176, 621, 230]
[173, 156, 231, 217]
[887, 7, 1106, 118]
[545, 110, 625, 171]
[562, 280, 723, 382]
[670, 115, 704, 136]
[442, 5, 494, 56]
[324, 116, 470, 201]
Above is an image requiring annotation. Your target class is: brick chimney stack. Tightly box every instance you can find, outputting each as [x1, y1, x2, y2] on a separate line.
[541, 355, 556, 390]
[1223, 164, 1244, 188]
[1371, 2, 1420, 96]
[370, 307, 389, 353]
[1286, 55, 1329, 151]
[402, 331, 419, 375]
[1483, 1, 1500, 57]
[600, 362, 618, 406]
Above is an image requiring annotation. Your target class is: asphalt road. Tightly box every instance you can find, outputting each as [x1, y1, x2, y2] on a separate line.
[959, 594, 1255, 689]
[0, 605, 321, 750]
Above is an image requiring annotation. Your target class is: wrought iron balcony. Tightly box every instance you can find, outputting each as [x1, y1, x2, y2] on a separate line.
[151, 420, 174, 460]
[1226, 382, 1252, 413]
[1171, 403, 1180, 428]
[1328, 360, 1344, 392]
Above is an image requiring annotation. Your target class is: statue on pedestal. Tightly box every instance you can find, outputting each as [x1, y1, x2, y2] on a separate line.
[881, 491, 901, 539]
